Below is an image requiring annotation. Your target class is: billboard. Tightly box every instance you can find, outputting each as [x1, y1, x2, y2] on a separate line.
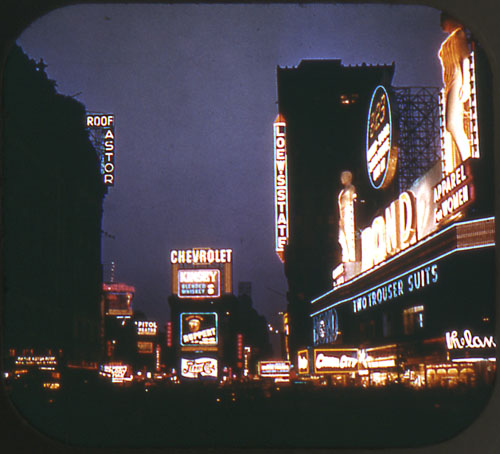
[366, 85, 398, 189]
[178, 269, 220, 298]
[86, 113, 115, 186]
[313, 308, 338, 346]
[170, 248, 232, 296]
[100, 363, 133, 383]
[103, 283, 134, 316]
[135, 320, 157, 336]
[137, 341, 154, 354]
[313, 349, 359, 374]
[180, 312, 218, 347]
[180, 357, 218, 379]
[258, 361, 291, 378]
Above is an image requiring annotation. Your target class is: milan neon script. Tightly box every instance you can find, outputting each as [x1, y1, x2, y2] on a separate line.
[445, 330, 496, 350]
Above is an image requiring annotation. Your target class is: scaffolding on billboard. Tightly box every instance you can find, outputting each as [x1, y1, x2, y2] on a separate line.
[393, 87, 441, 192]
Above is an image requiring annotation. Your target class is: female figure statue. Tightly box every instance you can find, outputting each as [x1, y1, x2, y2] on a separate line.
[439, 13, 471, 172]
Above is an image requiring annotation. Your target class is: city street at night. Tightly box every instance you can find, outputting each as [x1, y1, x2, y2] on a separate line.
[6, 378, 494, 449]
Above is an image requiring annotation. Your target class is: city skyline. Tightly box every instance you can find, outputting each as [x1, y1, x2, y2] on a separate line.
[15, 3, 444, 326]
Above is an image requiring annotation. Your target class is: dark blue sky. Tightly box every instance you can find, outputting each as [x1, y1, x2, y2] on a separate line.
[16, 4, 444, 327]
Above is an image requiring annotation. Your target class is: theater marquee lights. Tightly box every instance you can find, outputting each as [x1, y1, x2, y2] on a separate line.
[274, 114, 288, 262]
[366, 86, 397, 189]
[135, 320, 157, 336]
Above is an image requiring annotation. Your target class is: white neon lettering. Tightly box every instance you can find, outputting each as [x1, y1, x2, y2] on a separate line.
[446, 330, 496, 350]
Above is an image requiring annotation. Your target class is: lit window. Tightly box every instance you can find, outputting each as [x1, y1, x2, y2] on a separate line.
[340, 93, 359, 105]
[403, 305, 424, 335]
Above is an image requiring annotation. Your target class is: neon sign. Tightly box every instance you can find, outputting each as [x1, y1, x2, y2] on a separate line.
[170, 248, 232, 264]
[314, 349, 358, 373]
[366, 86, 397, 189]
[274, 114, 288, 262]
[180, 313, 218, 346]
[445, 330, 496, 350]
[178, 269, 220, 298]
[86, 114, 115, 185]
[297, 350, 309, 374]
[352, 263, 438, 314]
[433, 163, 474, 224]
[181, 357, 218, 379]
[101, 364, 132, 383]
[258, 361, 291, 377]
[136, 320, 157, 336]
[361, 191, 417, 271]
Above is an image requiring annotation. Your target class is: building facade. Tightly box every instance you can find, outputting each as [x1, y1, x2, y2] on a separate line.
[276, 60, 396, 360]
[303, 43, 495, 387]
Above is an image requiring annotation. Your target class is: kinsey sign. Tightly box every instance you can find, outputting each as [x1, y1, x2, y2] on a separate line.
[180, 313, 217, 346]
[170, 248, 232, 264]
[274, 114, 289, 262]
[178, 269, 220, 298]
[314, 349, 358, 373]
[445, 330, 496, 350]
[366, 85, 397, 189]
[181, 357, 218, 379]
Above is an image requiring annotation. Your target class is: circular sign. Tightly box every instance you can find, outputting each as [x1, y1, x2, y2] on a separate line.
[366, 85, 398, 189]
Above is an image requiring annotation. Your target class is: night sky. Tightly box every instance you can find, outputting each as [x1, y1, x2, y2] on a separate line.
[15, 3, 444, 327]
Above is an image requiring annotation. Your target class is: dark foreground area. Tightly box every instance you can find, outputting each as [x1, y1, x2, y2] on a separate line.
[4, 378, 495, 449]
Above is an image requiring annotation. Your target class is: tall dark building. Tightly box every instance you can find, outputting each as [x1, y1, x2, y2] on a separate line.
[276, 60, 395, 360]
[3, 45, 106, 367]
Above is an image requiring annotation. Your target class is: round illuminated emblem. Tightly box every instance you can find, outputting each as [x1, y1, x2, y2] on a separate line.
[366, 85, 398, 189]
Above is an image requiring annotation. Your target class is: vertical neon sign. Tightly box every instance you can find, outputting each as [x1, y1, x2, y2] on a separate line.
[274, 114, 288, 262]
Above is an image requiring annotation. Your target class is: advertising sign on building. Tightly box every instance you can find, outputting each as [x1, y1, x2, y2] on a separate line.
[135, 320, 157, 336]
[86, 113, 115, 186]
[297, 350, 310, 375]
[180, 313, 218, 347]
[274, 114, 288, 262]
[313, 308, 338, 345]
[258, 361, 291, 378]
[181, 357, 218, 379]
[366, 86, 397, 189]
[170, 248, 232, 296]
[313, 349, 359, 373]
[178, 269, 220, 298]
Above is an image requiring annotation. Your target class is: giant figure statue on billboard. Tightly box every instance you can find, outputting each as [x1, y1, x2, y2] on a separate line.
[439, 13, 471, 174]
[338, 170, 357, 263]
